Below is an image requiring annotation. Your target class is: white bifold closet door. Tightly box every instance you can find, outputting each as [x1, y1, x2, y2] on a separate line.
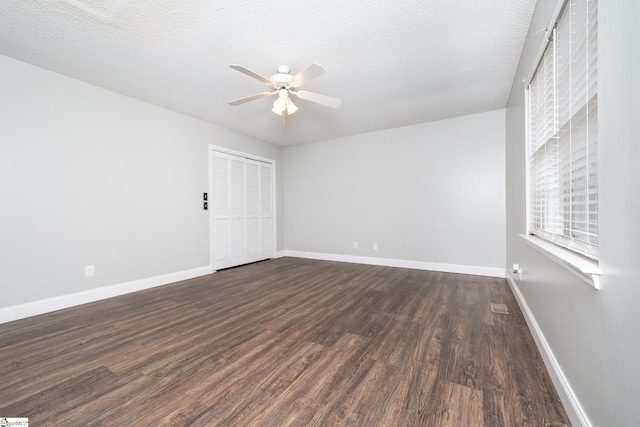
[210, 150, 274, 270]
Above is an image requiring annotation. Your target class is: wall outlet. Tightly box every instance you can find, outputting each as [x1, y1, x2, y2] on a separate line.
[373, 243, 378, 250]
[512, 263, 522, 280]
[85, 265, 95, 277]
[353, 241, 358, 249]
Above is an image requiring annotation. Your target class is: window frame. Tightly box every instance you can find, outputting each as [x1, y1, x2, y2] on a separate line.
[523, 0, 600, 289]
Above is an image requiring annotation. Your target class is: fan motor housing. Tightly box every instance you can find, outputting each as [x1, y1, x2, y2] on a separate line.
[271, 73, 292, 88]
[271, 65, 293, 88]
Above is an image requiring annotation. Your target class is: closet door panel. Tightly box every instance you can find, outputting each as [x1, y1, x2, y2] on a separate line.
[260, 165, 273, 216]
[246, 218, 260, 256]
[246, 163, 259, 216]
[212, 219, 229, 263]
[245, 162, 260, 258]
[259, 164, 274, 255]
[230, 159, 245, 217]
[211, 156, 229, 216]
[211, 153, 231, 270]
[231, 218, 246, 260]
[210, 148, 275, 270]
[261, 217, 273, 254]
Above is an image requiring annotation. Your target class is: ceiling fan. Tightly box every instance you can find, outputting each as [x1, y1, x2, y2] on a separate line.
[228, 64, 342, 118]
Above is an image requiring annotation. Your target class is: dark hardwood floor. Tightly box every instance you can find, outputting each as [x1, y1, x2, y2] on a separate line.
[0, 257, 570, 426]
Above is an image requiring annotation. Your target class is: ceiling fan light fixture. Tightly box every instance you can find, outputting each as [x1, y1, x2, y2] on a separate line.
[271, 96, 287, 115]
[285, 98, 298, 115]
[272, 89, 298, 116]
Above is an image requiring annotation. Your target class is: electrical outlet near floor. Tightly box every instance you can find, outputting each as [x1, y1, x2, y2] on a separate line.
[85, 265, 95, 277]
[353, 241, 358, 249]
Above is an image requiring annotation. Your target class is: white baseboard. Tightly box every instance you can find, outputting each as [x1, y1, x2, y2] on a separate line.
[506, 272, 591, 427]
[282, 250, 505, 278]
[0, 266, 212, 325]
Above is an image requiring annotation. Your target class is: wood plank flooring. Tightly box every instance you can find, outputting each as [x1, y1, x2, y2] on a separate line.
[0, 257, 570, 426]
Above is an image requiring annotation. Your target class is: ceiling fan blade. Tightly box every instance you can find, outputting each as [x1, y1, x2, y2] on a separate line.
[228, 92, 276, 106]
[292, 90, 342, 109]
[230, 65, 275, 87]
[289, 63, 326, 88]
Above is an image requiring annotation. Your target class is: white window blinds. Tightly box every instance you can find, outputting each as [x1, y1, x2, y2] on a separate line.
[528, 0, 598, 260]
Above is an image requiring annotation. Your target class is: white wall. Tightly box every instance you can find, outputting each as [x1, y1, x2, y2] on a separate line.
[0, 55, 283, 310]
[505, 1, 640, 425]
[284, 109, 506, 274]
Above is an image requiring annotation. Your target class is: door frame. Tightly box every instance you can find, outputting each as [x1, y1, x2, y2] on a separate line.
[208, 145, 277, 272]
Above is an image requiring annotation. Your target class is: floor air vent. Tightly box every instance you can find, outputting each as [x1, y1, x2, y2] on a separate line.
[490, 303, 509, 315]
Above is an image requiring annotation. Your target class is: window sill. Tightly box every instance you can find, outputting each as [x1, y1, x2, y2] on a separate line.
[519, 234, 601, 290]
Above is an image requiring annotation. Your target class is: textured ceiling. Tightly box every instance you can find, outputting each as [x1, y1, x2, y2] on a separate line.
[0, 0, 536, 146]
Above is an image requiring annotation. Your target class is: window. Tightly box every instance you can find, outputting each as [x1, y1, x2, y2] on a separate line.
[527, 0, 598, 260]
